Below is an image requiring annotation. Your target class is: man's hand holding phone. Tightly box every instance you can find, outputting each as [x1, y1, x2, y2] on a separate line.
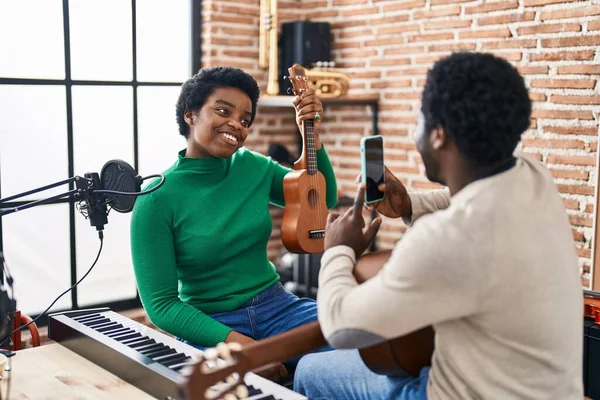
[370, 166, 412, 219]
[360, 135, 413, 219]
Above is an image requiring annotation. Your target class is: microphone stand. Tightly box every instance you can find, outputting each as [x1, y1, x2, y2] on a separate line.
[0, 174, 108, 351]
[0, 174, 108, 232]
[0, 177, 79, 216]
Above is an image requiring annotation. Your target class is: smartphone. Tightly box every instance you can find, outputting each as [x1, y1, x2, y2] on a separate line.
[360, 135, 385, 204]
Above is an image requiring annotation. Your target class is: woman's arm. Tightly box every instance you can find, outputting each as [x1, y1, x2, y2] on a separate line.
[316, 146, 338, 209]
[130, 192, 232, 347]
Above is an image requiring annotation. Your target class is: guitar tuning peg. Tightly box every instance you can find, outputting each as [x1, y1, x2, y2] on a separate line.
[236, 384, 249, 398]
[286, 87, 294, 95]
[283, 75, 288, 81]
[217, 342, 232, 361]
[228, 342, 243, 352]
[204, 348, 219, 361]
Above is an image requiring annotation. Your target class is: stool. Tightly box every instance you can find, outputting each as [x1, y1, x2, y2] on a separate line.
[10, 310, 40, 350]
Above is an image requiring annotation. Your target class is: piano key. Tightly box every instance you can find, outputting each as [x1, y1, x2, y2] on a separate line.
[128, 338, 156, 349]
[97, 323, 123, 333]
[83, 317, 111, 327]
[121, 336, 148, 346]
[156, 353, 190, 366]
[134, 341, 165, 352]
[139, 343, 166, 354]
[144, 347, 176, 359]
[75, 315, 106, 325]
[247, 385, 262, 397]
[164, 359, 193, 369]
[106, 328, 132, 338]
[72, 313, 102, 322]
[90, 320, 118, 330]
[112, 332, 142, 342]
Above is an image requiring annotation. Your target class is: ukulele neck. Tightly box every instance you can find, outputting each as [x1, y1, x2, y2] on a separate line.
[296, 119, 318, 175]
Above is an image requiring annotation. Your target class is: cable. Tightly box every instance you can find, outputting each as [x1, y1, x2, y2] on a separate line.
[0, 234, 104, 347]
[93, 173, 165, 196]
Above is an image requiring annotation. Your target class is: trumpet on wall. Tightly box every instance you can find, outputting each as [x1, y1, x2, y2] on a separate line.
[306, 62, 350, 99]
[259, 0, 279, 95]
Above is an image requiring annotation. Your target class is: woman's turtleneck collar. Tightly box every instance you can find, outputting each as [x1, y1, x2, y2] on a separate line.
[175, 149, 228, 174]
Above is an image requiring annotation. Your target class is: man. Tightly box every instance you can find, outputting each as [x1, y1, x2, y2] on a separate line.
[294, 52, 583, 399]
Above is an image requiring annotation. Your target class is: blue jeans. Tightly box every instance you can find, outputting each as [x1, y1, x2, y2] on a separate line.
[294, 349, 430, 400]
[178, 282, 329, 367]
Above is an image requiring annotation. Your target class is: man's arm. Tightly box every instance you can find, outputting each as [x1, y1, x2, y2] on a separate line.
[317, 213, 480, 349]
[403, 189, 451, 225]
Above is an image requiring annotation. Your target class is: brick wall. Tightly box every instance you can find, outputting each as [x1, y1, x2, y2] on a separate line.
[201, 0, 600, 288]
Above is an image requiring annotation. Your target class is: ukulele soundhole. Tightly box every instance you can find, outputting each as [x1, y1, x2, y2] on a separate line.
[308, 188, 319, 208]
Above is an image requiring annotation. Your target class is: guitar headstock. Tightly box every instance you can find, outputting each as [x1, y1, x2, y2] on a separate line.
[286, 64, 310, 97]
[179, 342, 251, 400]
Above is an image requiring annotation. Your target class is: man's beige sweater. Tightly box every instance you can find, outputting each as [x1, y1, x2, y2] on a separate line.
[318, 154, 583, 399]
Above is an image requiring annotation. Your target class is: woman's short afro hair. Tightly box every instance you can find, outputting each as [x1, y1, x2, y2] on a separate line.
[176, 66, 260, 138]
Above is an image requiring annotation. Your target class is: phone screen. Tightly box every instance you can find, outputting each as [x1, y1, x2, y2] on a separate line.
[363, 136, 384, 203]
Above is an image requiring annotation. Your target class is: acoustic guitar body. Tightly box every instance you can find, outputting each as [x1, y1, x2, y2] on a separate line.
[281, 169, 328, 254]
[358, 326, 435, 377]
[354, 249, 435, 377]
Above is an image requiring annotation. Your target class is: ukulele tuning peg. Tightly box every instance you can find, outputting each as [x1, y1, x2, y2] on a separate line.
[286, 87, 294, 95]
[283, 75, 288, 81]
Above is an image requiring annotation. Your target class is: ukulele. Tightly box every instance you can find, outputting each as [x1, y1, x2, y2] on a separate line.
[280, 64, 329, 254]
[179, 251, 435, 399]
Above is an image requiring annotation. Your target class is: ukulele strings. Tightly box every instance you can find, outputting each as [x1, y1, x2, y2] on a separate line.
[307, 117, 320, 233]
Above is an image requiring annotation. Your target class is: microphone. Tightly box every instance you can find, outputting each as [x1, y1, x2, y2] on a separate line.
[75, 160, 165, 232]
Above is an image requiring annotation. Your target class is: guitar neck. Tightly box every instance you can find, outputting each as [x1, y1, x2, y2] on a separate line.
[242, 321, 326, 372]
[296, 120, 318, 175]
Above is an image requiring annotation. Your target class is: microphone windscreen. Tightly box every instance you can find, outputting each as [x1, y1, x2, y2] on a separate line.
[100, 160, 140, 213]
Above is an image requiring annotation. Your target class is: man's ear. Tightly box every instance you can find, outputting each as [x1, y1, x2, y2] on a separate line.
[430, 126, 447, 150]
[184, 111, 194, 125]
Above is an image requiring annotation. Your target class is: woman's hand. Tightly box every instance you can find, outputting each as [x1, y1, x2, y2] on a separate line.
[224, 331, 289, 382]
[359, 166, 412, 219]
[292, 88, 324, 150]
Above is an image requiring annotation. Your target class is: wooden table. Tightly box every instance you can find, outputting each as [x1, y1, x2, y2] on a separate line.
[0, 343, 154, 399]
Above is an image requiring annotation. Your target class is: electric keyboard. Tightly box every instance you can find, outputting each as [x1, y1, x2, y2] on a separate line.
[48, 308, 307, 400]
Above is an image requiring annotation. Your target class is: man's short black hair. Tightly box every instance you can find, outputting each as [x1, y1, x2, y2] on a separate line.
[421, 52, 531, 166]
[176, 66, 260, 138]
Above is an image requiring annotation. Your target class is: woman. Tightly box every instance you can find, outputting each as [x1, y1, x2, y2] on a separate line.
[130, 66, 337, 381]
